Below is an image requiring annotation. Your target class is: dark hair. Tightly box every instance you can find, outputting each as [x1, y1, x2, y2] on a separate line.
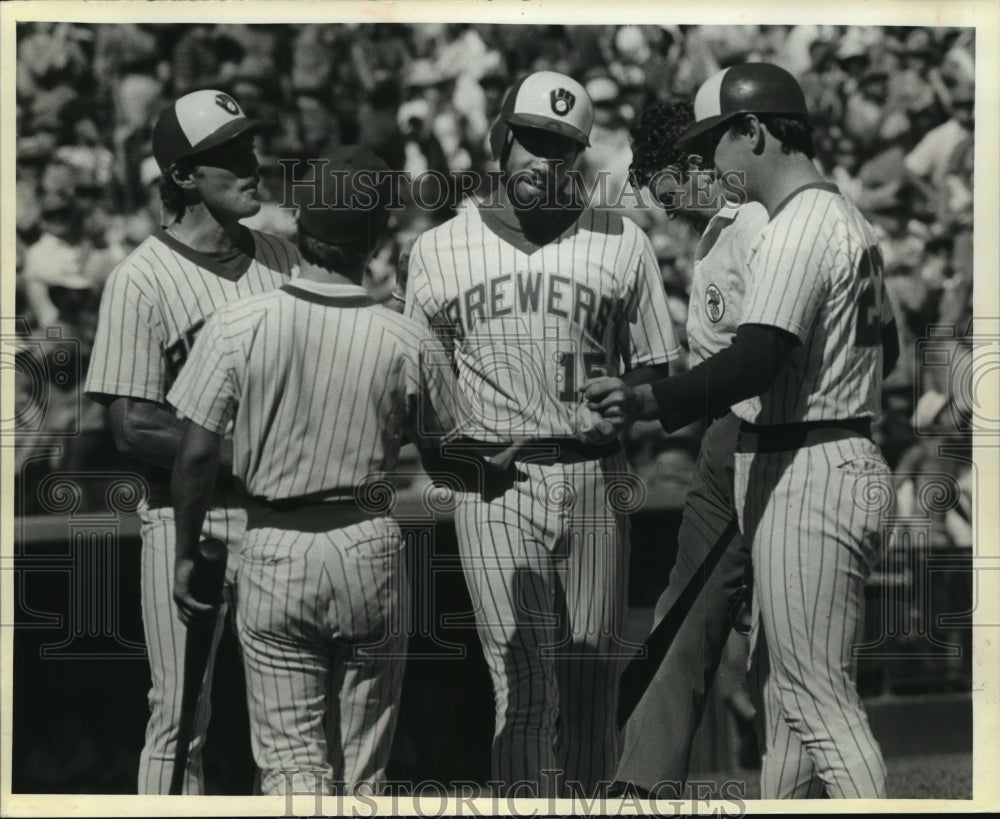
[158, 163, 192, 221]
[296, 225, 370, 280]
[729, 114, 815, 159]
[627, 99, 696, 190]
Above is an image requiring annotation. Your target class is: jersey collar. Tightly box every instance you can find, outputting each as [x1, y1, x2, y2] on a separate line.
[280, 280, 376, 308]
[768, 182, 841, 221]
[477, 196, 585, 256]
[154, 226, 256, 280]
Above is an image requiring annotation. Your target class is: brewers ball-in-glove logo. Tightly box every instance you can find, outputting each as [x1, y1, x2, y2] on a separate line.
[706, 284, 725, 323]
[214, 93, 241, 116]
[550, 88, 576, 116]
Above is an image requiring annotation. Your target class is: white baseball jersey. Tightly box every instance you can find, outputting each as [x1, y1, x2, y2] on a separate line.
[729, 182, 891, 798]
[85, 227, 299, 506]
[404, 199, 681, 793]
[686, 202, 769, 366]
[166, 279, 460, 501]
[83, 225, 297, 794]
[733, 183, 894, 424]
[166, 277, 455, 794]
[404, 202, 683, 442]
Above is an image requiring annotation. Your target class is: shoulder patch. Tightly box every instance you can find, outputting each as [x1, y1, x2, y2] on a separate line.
[705, 283, 725, 323]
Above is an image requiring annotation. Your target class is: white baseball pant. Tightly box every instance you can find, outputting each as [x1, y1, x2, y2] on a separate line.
[737, 427, 889, 798]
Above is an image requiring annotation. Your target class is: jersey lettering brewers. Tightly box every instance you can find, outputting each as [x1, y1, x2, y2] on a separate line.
[405, 200, 681, 793]
[406, 204, 682, 441]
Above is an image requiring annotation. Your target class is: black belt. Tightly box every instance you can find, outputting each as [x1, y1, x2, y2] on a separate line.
[245, 494, 382, 532]
[464, 437, 622, 465]
[738, 418, 872, 454]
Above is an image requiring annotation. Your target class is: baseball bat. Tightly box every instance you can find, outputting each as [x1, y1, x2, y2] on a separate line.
[617, 519, 738, 728]
[168, 536, 228, 795]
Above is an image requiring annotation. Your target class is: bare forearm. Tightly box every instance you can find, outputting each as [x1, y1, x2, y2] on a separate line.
[171, 424, 221, 561]
[109, 397, 234, 471]
[109, 398, 185, 468]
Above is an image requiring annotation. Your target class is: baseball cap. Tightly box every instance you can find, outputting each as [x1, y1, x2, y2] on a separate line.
[676, 63, 809, 149]
[498, 70, 593, 148]
[152, 89, 261, 172]
[296, 145, 392, 249]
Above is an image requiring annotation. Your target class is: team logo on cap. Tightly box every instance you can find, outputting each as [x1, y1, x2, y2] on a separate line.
[550, 88, 576, 116]
[706, 284, 725, 323]
[214, 93, 241, 116]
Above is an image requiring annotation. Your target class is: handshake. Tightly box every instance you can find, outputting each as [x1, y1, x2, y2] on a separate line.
[579, 377, 660, 435]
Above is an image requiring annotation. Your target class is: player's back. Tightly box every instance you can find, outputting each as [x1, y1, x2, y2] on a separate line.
[218, 280, 436, 501]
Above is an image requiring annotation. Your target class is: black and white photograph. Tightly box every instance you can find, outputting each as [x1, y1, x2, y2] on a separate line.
[2, 0, 998, 815]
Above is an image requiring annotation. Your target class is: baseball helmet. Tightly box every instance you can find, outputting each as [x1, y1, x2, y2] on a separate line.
[489, 70, 593, 160]
[676, 63, 808, 148]
[152, 89, 261, 172]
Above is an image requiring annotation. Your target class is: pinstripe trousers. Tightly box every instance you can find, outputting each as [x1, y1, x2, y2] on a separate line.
[234, 515, 408, 796]
[454, 452, 632, 796]
[137, 501, 244, 794]
[735, 429, 889, 799]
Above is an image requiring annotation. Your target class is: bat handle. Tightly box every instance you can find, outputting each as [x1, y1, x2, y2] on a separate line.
[189, 537, 228, 607]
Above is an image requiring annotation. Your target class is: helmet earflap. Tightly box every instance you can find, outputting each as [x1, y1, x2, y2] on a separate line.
[489, 118, 511, 161]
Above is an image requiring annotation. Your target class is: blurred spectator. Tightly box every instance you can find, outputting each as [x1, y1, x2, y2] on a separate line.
[171, 24, 222, 94]
[93, 24, 166, 140]
[798, 37, 846, 126]
[843, 64, 892, 152]
[579, 73, 632, 205]
[52, 100, 115, 190]
[404, 59, 473, 174]
[850, 110, 921, 215]
[290, 87, 343, 159]
[903, 80, 973, 207]
[349, 24, 412, 92]
[459, 51, 509, 167]
[22, 164, 122, 330]
[290, 24, 339, 93]
[17, 23, 92, 101]
[888, 28, 942, 114]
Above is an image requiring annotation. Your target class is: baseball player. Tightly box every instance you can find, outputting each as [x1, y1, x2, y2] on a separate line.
[84, 89, 299, 794]
[403, 71, 683, 795]
[610, 99, 769, 797]
[585, 63, 899, 799]
[167, 145, 511, 795]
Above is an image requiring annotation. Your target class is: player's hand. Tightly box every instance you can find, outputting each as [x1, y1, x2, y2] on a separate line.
[582, 378, 658, 430]
[482, 456, 527, 503]
[173, 557, 221, 627]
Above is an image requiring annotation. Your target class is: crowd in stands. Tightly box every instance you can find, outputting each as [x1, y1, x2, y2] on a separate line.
[15, 22, 974, 540]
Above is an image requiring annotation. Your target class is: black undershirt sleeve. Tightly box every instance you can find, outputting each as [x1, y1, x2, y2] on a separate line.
[649, 323, 800, 432]
[622, 362, 673, 387]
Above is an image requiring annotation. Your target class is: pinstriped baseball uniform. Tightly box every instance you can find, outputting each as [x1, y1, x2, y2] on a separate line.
[167, 279, 459, 795]
[733, 183, 893, 798]
[84, 226, 298, 794]
[404, 201, 682, 793]
[615, 200, 769, 791]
